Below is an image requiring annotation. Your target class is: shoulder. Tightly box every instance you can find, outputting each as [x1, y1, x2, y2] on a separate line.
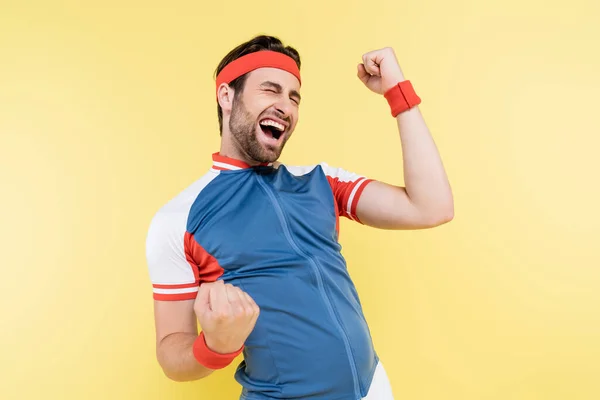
[146, 170, 220, 241]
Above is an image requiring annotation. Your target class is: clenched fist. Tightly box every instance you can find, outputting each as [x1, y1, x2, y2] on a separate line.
[194, 280, 260, 354]
[357, 47, 406, 95]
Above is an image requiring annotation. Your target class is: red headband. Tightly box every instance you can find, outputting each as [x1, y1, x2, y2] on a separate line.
[215, 50, 301, 95]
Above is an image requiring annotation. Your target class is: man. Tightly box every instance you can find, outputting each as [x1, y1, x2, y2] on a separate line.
[146, 35, 453, 400]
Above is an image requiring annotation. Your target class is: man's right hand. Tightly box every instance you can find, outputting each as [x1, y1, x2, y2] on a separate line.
[194, 280, 260, 354]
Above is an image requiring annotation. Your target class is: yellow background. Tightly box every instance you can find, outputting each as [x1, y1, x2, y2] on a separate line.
[2, 0, 599, 399]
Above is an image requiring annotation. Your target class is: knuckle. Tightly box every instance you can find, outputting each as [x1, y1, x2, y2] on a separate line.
[229, 298, 239, 307]
[216, 310, 230, 320]
[235, 306, 246, 316]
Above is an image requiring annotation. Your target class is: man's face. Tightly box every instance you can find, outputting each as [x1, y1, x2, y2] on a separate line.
[228, 67, 301, 163]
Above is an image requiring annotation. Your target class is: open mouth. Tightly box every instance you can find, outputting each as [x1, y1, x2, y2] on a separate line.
[259, 118, 286, 141]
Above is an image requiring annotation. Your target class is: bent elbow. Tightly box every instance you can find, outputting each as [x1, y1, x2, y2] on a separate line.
[162, 368, 195, 383]
[439, 206, 454, 224]
[438, 204, 454, 225]
[157, 356, 194, 383]
[424, 204, 454, 227]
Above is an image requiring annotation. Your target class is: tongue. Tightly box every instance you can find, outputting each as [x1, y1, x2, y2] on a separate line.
[261, 125, 278, 139]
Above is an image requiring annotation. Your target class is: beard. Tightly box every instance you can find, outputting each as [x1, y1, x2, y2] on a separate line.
[228, 95, 289, 163]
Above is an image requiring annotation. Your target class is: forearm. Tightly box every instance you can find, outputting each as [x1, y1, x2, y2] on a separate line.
[157, 332, 214, 382]
[396, 105, 453, 219]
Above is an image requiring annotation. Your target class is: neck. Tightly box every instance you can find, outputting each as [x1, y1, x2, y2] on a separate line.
[219, 131, 262, 167]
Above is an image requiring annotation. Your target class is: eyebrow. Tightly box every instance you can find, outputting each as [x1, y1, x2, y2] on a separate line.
[260, 81, 302, 103]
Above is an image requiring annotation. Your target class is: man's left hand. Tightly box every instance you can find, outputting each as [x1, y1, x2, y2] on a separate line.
[357, 47, 406, 95]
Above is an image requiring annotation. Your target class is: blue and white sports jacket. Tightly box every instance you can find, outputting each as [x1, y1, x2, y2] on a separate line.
[146, 152, 379, 399]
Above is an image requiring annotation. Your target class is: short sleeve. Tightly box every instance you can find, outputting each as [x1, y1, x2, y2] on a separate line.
[320, 163, 375, 223]
[145, 209, 200, 301]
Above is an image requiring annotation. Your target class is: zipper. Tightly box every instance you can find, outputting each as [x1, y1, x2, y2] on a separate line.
[255, 175, 361, 399]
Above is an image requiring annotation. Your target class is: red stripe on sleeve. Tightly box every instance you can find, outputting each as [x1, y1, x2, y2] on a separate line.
[327, 176, 374, 223]
[349, 179, 374, 223]
[152, 282, 199, 289]
[153, 292, 198, 301]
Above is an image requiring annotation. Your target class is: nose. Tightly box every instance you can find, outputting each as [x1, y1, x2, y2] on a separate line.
[274, 98, 294, 118]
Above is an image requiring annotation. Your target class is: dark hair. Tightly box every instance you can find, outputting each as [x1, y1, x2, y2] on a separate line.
[214, 35, 301, 136]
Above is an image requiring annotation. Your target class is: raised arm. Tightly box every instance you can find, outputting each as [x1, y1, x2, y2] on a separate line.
[355, 47, 454, 230]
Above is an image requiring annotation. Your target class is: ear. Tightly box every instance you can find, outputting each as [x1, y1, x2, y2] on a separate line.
[217, 83, 234, 113]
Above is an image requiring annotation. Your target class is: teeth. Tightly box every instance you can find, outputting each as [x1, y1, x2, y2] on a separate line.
[260, 119, 285, 132]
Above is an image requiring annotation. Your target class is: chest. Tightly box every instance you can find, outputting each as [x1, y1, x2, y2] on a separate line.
[187, 167, 339, 270]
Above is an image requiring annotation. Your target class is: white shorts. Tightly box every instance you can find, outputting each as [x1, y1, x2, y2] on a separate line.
[363, 362, 394, 400]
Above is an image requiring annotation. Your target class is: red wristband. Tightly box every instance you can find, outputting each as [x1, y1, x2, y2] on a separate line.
[383, 80, 421, 117]
[192, 332, 244, 369]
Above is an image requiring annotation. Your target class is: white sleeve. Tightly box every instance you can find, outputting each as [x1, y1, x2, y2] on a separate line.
[145, 208, 199, 301]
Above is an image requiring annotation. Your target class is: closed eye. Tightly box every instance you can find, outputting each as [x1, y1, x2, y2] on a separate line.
[260, 82, 300, 105]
